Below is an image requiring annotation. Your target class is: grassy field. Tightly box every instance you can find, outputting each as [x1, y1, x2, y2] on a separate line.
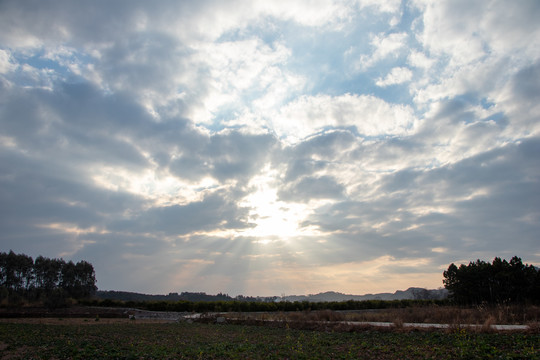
[0, 318, 538, 359]
[226, 305, 540, 326]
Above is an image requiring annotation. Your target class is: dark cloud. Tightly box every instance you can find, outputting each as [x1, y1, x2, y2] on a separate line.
[95, 32, 193, 98]
[292, 130, 356, 158]
[0, 82, 153, 169]
[1, 0, 539, 296]
[0, 151, 142, 224]
[380, 168, 419, 194]
[0, 150, 147, 259]
[283, 158, 329, 182]
[432, 95, 477, 124]
[169, 130, 277, 182]
[0, 73, 264, 269]
[111, 191, 254, 236]
[0, 0, 172, 45]
[207, 131, 277, 181]
[300, 137, 540, 267]
[278, 175, 345, 202]
[512, 61, 540, 102]
[276, 129, 356, 178]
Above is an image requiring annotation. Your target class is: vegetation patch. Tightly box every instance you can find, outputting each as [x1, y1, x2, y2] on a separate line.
[0, 320, 538, 359]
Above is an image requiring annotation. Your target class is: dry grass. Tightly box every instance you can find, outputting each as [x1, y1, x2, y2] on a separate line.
[481, 315, 497, 332]
[392, 317, 404, 329]
[222, 304, 540, 331]
[339, 304, 540, 326]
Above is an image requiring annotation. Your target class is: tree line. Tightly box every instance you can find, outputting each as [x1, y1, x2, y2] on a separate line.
[0, 250, 97, 305]
[82, 297, 448, 313]
[443, 256, 540, 305]
[96, 290, 243, 303]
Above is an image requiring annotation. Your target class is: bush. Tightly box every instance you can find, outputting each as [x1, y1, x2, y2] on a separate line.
[43, 289, 68, 309]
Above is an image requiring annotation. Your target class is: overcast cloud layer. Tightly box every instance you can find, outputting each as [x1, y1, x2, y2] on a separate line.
[1, 0, 539, 296]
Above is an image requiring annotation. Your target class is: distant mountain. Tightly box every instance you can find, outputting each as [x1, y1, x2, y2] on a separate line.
[95, 291, 236, 302]
[279, 287, 448, 302]
[96, 287, 447, 303]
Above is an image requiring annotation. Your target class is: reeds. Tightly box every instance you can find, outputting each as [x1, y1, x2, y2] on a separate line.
[216, 304, 540, 333]
[340, 304, 540, 326]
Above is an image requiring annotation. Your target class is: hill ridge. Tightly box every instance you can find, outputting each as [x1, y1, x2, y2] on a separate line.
[96, 287, 448, 302]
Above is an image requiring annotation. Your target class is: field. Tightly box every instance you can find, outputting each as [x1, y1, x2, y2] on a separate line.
[1, 316, 539, 359]
[223, 304, 540, 326]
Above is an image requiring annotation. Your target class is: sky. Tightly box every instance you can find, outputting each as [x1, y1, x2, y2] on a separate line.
[1, 0, 539, 297]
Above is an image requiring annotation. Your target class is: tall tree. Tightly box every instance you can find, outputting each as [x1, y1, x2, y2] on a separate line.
[34, 256, 64, 293]
[2, 251, 33, 293]
[0, 251, 97, 302]
[443, 256, 540, 304]
[60, 260, 97, 298]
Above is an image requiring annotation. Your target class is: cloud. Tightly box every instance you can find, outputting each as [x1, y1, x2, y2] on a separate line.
[188, 38, 304, 126]
[354, 32, 409, 71]
[498, 60, 540, 137]
[410, 0, 540, 117]
[111, 191, 254, 237]
[413, 0, 540, 66]
[169, 130, 277, 182]
[300, 137, 540, 267]
[273, 93, 416, 141]
[0, 49, 18, 74]
[278, 175, 345, 202]
[375, 66, 413, 87]
[0, 0, 539, 297]
[0, 82, 154, 170]
[407, 50, 435, 70]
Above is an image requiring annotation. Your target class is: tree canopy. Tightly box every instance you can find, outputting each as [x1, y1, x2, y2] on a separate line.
[0, 250, 97, 304]
[443, 256, 540, 304]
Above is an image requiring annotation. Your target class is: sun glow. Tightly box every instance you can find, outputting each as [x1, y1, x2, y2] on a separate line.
[240, 169, 316, 242]
[91, 166, 219, 206]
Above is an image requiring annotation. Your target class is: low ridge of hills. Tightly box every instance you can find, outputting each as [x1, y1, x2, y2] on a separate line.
[280, 287, 448, 302]
[96, 287, 448, 303]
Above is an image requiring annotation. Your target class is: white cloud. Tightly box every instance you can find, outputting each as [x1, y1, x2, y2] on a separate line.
[355, 32, 408, 70]
[273, 93, 416, 141]
[409, 0, 540, 145]
[496, 62, 540, 138]
[407, 50, 435, 69]
[412, 0, 488, 67]
[1, 0, 540, 297]
[375, 66, 413, 87]
[189, 38, 304, 125]
[413, 0, 540, 67]
[0, 49, 18, 74]
[357, 0, 402, 14]
[253, 0, 352, 28]
[248, 0, 403, 31]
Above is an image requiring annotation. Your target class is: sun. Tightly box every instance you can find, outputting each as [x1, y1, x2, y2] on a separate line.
[239, 168, 315, 242]
[89, 163, 319, 243]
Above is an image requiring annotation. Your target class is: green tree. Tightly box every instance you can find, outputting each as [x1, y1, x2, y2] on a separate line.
[443, 256, 539, 304]
[0, 251, 34, 293]
[74, 260, 97, 298]
[0, 251, 97, 304]
[60, 260, 97, 299]
[34, 256, 63, 294]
